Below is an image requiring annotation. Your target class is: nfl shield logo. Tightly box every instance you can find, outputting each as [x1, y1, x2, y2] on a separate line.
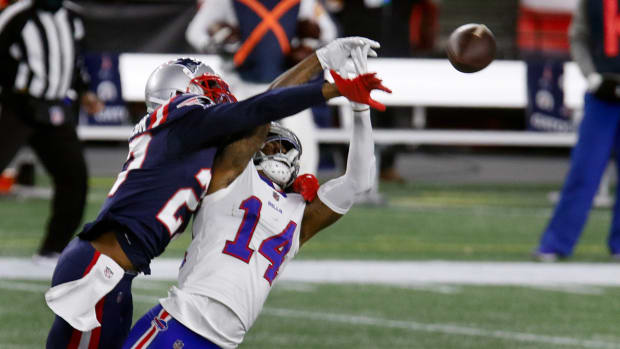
[104, 266, 114, 279]
[273, 192, 280, 201]
[49, 106, 65, 125]
[173, 340, 184, 349]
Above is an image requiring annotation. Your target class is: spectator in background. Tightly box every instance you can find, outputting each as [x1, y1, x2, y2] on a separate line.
[517, 0, 578, 133]
[185, 0, 337, 176]
[329, 0, 439, 182]
[0, 0, 103, 262]
[331, 0, 438, 57]
[535, 0, 620, 261]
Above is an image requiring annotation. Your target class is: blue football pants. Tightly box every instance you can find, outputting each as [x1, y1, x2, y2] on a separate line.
[122, 304, 220, 348]
[539, 93, 620, 256]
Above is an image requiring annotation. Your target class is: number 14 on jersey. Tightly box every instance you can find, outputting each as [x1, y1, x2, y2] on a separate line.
[223, 196, 297, 285]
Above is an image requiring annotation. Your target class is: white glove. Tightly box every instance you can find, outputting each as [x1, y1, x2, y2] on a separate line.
[316, 36, 379, 72]
[338, 44, 373, 111]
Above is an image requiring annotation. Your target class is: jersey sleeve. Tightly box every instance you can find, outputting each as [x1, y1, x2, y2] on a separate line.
[168, 81, 326, 153]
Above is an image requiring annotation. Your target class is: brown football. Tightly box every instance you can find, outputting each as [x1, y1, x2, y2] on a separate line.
[446, 24, 496, 73]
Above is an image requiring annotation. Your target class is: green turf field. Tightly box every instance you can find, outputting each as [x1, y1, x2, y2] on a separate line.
[1, 177, 619, 348]
[1, 279, 620, 348]
[1, 178, 614, 261]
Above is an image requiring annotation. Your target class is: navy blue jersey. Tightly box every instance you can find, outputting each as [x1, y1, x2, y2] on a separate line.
[80, 81, 325, 274]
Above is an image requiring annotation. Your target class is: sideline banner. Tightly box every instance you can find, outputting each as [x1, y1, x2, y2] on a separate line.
[79, 53, 129, 126]
[526, 59, 576, 132]
[74, 1, 197, 126]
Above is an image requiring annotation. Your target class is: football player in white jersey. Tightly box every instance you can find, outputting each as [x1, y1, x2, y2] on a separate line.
[123, 44, 390, 349]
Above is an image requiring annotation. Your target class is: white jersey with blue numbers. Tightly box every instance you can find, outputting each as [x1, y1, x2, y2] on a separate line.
[160, 161, 306, 347]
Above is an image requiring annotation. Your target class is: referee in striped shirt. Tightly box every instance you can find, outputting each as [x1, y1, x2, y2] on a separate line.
[0, 0, 102, 261]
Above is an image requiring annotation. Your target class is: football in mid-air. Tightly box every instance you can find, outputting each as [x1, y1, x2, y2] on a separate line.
[446, 23, 496, 73]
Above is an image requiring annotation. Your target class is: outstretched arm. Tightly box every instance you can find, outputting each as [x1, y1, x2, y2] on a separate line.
[174, 82, 326, 150]
[269, 54, 324, 89]
[299, 43, 388, 245]
[204, 79, 338, 195]
[206, 123, 269, 195]
[170, 36, 385, 154]
[299, 106, 375, 245]
[205, 38, 380, 193]
[173, 69, 386, 153]
[207, 51, 331, 194]
[270, 36, 380, 89]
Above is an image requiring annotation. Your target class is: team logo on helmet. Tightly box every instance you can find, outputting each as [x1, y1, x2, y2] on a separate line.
[173, 58, 201, 74]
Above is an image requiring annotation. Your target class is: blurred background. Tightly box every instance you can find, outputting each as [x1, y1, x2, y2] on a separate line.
[3, 0, 620, 348]
[0, 0, 587, 188]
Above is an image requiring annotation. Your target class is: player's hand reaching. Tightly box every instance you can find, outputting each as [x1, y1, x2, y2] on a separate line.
[330, 70, 392, 111]
[316, 36, 379, 72]
[338, 44, 377, 112]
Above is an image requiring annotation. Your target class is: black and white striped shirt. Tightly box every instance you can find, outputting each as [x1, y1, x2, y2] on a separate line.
[0, 0, 86, 101]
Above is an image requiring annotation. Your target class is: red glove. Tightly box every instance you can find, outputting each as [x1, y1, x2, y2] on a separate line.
[330, 70, 392, 111]
[292, 173, 319, 202]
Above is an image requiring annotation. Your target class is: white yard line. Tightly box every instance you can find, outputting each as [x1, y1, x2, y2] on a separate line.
[2, 280, 617, 349]
[261, 308, 620, 349]
[2, 258, 620, 286]
[282, 260, 620, 286]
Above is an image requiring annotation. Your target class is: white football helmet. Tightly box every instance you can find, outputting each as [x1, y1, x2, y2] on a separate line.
[254, 123, 302, 189]
[145, 58, 217, 113]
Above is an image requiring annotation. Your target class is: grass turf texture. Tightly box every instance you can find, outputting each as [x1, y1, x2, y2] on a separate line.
[1, 279, 619, 348]
[0, 177, 614, 261]
[1, 177, 619, 348]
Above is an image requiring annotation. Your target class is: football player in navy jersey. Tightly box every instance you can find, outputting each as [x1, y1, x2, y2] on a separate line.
[122, 44, 389, 348]
[44, 36, 383, 349]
